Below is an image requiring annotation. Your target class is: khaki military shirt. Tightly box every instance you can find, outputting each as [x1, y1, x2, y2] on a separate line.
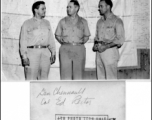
[55, 15, 91, 43]
[95, 13, 125, 45]
[20, 17, 56, 58]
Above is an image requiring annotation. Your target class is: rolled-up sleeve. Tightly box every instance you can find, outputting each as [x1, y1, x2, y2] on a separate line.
[94, 21, 99, 41]
[83, 20, 91, 37]
[19, 22, 28, 59]
[113, 18, 125, 45]
[48, 22, 56, 55]
[55, 20, 62, 37]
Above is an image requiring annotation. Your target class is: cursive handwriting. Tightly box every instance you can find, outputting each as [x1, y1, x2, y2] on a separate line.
[56, 96, 66, 106]
[37, 87, 95, 106]
[41, 98, 50, 105]
[36, 88, 51, 98]
[53, 86, 86, 96]
[72, 95, 95, 105]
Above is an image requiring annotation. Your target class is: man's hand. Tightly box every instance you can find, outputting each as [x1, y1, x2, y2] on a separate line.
[101, 37, 122, 48]
[97, 44, 109, 53]
[22, 58, 30, 66]
[60, 37, 65, 43]
[92, 43, 99, 52]
[55, 35, 67, 44]
[50, 55, 56, 64]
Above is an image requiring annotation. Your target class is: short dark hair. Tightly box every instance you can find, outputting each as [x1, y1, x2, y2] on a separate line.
[32, 1, 45, 15]
[100, 0, 113, 10]
[70, 0, 80, 12]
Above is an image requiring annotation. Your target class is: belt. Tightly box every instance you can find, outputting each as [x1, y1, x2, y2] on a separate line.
[95, 41, 108, 45]
[27, 45, 47, 48]
[62, 43, 83, 46]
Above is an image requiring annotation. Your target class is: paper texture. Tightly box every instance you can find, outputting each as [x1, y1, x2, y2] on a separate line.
[31, 81, 125, 120]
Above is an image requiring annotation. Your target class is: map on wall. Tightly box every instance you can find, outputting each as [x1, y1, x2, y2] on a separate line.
[133, 0, 150, 48]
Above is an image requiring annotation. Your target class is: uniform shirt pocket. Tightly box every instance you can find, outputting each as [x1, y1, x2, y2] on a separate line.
[76, 25, 84, 39]
[105, 26, 115, 39]
[41, 26, 49, 36]
[62, 26, 69, 37]
[27, 27, 34, 34]
[32, 26, 41, 36]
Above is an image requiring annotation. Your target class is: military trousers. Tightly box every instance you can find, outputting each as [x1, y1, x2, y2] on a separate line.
[59, 44, 86, 80]
[96, 47, 119, 80]
[25, 48, 51, 80]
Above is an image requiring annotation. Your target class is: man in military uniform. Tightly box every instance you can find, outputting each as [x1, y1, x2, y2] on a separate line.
[19, 1, 56, 80]
[55, 0, 91, 80]
[93, 0, 125, 79]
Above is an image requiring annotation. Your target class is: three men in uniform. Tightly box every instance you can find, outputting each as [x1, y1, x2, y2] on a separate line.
[20, 0, 124, 80]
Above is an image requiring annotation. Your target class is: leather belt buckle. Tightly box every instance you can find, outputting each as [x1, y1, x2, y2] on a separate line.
[63, 43, 82, 46]
[72, 43, 77, 45]
[72, 43, 82, 46]
[27, 45, 47, 49]
[37, 45, 42, 48]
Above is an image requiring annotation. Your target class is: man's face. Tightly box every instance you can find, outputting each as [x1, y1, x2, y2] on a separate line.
[35, 4, 46, 18]
[67, 2, 78, 16]
[98, 1, 108, 15]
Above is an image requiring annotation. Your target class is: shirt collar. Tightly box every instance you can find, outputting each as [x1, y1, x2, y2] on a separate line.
[66, 14, 79, 21]
[101, 12, 114, 21]
[106, 12, 114, 19]
[33, 17, 43, 22]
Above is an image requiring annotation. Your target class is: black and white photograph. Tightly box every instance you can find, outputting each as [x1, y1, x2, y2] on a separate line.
[2, 0, 150, 80]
